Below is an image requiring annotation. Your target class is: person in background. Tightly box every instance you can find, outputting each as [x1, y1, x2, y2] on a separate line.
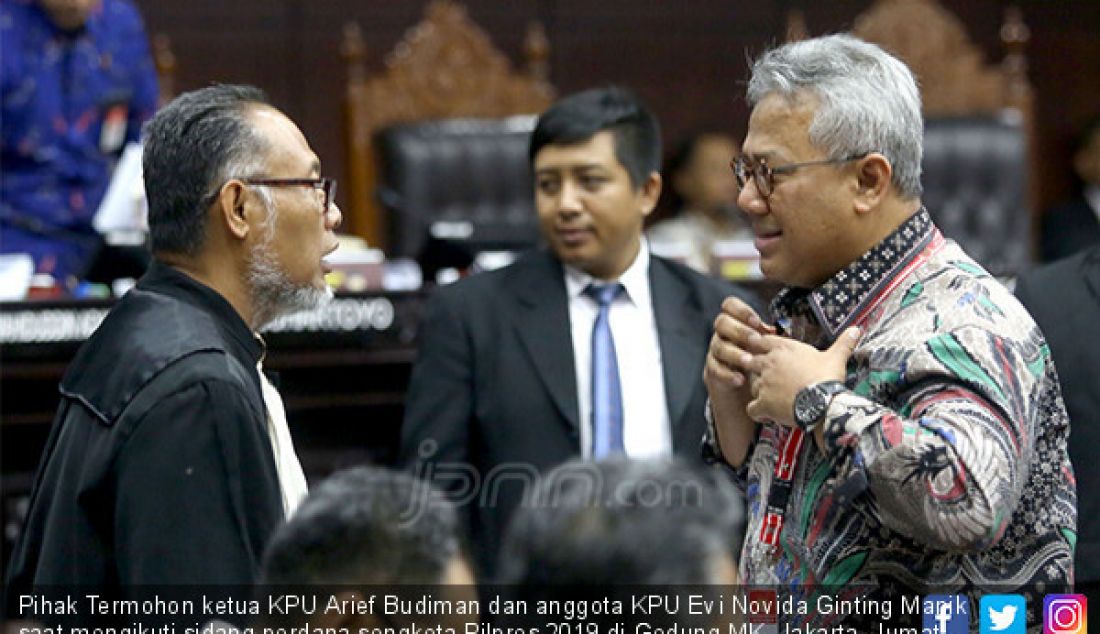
[401, 86, 753, 577]
[257, 466, 476, 632]
[703, 34, 1074, 629]
[4, 84, 341, 612]
[647, 132, 751, 273]
[498, 457, 740, 586]
[1041, 117, 1100, 262]
[1015, 245, 1099, 591]
[496, 457, 739, 632]
[0, 0, 159, 285]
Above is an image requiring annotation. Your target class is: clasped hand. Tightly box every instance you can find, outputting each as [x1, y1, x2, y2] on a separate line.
[704, 297, 860, 428]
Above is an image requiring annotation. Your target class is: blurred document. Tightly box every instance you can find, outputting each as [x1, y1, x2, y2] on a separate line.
[94, 143, 147, 235]
[0, 253, 35, 300]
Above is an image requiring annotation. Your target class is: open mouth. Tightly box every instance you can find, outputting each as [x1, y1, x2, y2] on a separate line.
[320, 244, 339, 273]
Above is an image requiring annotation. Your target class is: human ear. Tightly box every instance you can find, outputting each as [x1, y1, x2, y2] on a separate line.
[853, 153, 892, 214]
[216, 180, 253, 240]
[639, 171, 663, 216]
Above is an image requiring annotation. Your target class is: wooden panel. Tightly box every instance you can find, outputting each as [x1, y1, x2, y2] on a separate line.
[548, 0, 777, 148]
[132, 0, 1100, 236]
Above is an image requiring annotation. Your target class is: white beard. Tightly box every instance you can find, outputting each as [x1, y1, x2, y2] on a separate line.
[247, 233, 333, 329]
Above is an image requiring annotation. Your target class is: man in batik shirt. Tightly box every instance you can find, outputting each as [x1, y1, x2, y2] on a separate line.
[703, 34, 1075, 629]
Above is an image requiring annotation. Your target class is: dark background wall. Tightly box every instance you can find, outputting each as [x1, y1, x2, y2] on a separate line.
[133, 0, 1100, 224]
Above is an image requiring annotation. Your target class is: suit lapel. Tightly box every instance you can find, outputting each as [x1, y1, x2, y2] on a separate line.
[512, 253, 581, 433]
[1082, 248, 1100, 311]
[649, 258, 704, 440]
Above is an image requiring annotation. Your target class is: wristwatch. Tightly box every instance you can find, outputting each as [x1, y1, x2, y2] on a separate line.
[792, 380, 847, 432]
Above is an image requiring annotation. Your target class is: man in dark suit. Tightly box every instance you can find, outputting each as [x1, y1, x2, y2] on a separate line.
[1015, 245, 1100, 587]
[400, 86, 751, 576]
[1041, 118, 1100, 261]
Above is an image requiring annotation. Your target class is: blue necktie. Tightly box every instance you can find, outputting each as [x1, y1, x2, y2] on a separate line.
[586, 283, 625, 458]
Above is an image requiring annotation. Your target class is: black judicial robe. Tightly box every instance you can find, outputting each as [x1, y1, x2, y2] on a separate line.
[4, 261, 283, 610]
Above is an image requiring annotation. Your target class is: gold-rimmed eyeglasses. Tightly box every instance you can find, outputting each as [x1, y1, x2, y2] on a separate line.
[730, 154, 868, 198]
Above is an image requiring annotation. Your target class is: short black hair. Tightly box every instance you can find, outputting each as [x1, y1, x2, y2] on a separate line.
[142, 84, 270, 256]
[497, 457, 740, 587]
[529, 86, 661, 189]
[260, 466, 467, 586]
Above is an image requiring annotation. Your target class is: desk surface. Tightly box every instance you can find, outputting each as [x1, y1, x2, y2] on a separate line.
[0, 291, 424, 346]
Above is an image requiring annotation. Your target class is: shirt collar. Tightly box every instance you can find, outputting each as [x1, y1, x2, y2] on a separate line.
[564, 238, 651, 307]
[771, 207, 935, 341]
[138, 259, 265, 365]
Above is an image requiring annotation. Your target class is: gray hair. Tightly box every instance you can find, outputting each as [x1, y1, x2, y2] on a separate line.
[143, 84, 273, 255]
[747, 34, 924, 199]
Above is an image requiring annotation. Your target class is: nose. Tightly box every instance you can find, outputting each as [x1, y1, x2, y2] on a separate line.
[557, 180, 583, 216]
[326, 202, 343, 230]
[736, 178, 768, 216]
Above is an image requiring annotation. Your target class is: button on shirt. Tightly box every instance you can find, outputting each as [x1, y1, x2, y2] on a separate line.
[565, 239, 672, 459]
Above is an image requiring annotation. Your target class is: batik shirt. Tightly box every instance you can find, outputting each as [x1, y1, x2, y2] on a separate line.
[0, 0, 158, 279]
[735, 209, 1076, 626]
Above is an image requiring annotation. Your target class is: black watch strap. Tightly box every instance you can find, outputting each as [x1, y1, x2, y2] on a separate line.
[793, 380, 847, 432]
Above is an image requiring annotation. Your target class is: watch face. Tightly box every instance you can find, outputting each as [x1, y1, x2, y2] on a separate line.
[793, 386, 826, 430]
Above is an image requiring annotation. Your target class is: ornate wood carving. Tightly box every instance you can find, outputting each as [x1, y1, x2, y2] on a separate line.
[342, 1, 555, 246]
[849, 0, 1037, 226]
[786, 1, 1038, 226]
[785, 9, 808, 44]
[999, 5, 1034, 117]
[785, 1, 1033, 120]
[852, 0, 1006, 116]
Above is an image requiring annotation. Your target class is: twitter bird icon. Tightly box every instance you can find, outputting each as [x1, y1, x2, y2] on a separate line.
[981, 594, 1027, 634]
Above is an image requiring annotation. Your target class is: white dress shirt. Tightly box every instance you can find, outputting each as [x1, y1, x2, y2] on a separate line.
[256, 348, 309, 518]
[564, 239, 672, 459]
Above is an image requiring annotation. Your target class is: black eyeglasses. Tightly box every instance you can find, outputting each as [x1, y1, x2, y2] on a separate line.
[730, 154, 867, 198]
[241, 177, 337, 214]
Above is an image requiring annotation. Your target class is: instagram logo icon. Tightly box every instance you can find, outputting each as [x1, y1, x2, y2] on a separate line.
[1044, 594, 1087, 633]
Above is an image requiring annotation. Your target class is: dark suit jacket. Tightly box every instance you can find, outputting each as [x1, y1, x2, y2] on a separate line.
[400, 249, 746, 575]
[1041, 196, 1100, 262]
[1015, 246, 1100, 582]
